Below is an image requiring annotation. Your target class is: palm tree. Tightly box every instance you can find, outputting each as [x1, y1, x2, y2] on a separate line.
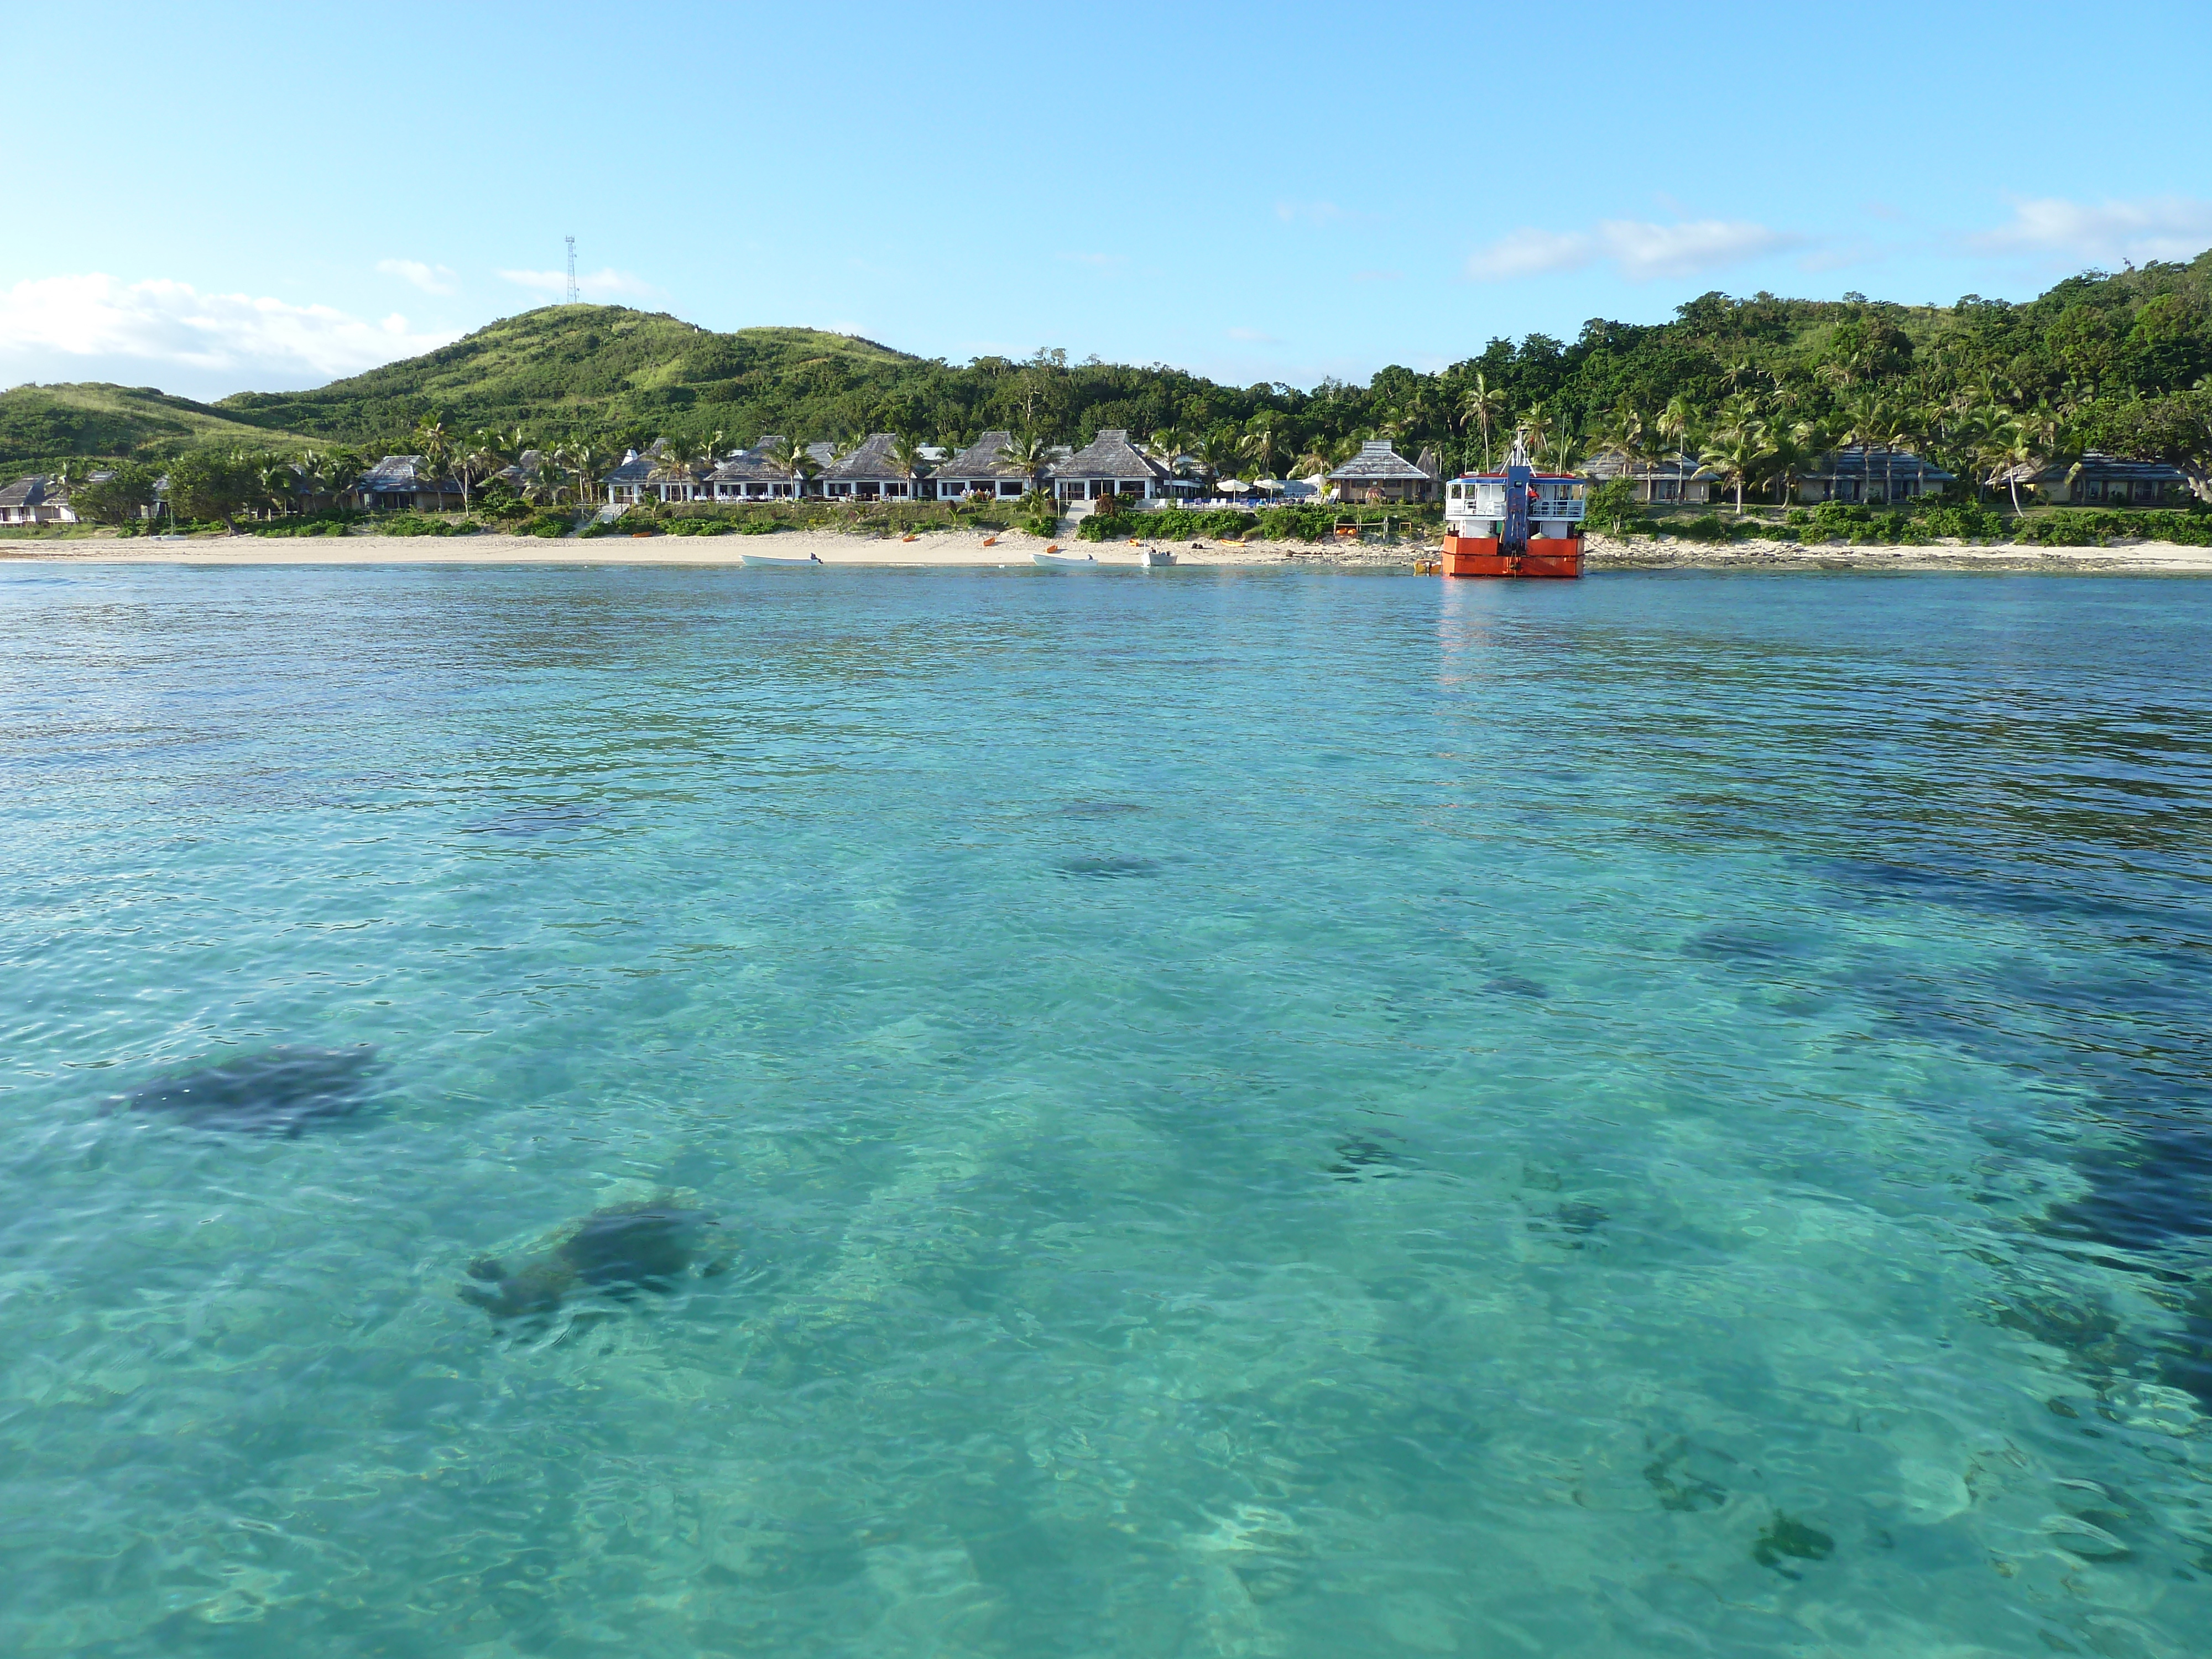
[771, 436, 818, 499]
[258, 456, 299, 519]
[1761, 418, 1815, 508]
[555, 441, 603, 507]
[410, 416, 452, 481]
[1542, 424, 1587, 473]
[1655, 394, 1700, 500]
[1713, 393, 1762, 441]
[1593, 406, 1650, 484]
[1196, 426, 1243, 492]
[1240, 415, 1291, 481]
[451, 428, 505, 510]
[1460, 373, 1507, 471]
[1517, 404, 1556, 466]
[651, 435, 707, 501]
[1980, 420, 2041, 515]
[1146, 425, 1190, 468]
[524, 457, 571, 507]
[1700, 426, 1770, 514]
[999, 432, 1050, 493]
[889, 432, 928, 494]
[301, 447, 361, 503]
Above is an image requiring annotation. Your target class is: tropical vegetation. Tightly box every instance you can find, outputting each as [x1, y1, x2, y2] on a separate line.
[6, 249, 2210, 534]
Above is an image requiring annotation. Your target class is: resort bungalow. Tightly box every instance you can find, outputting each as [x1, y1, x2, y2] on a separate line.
[930, 431, 1035, 501]
[600, 440, 712, 505]
[1794, 444, 1954, 504]
[818, 434, 916, 500]
[1052, 429, 1168, 504]
[348, 456, 463, 513]
[708, 439, 805, 502]
[0, 474, 76, 526]
[1995, 451, 2192, 506]
[602, 447, 656, 506]
[1327, 440, 1437, 504]
[1583, 448, 1714, 504]
[495, 448, 549, 492]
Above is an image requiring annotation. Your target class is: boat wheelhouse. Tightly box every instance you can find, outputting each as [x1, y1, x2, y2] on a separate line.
[1440, 442, 1587, 578]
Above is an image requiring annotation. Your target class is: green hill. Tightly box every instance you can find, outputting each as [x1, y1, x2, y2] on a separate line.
[215, 307, 926, 446]
[0, 383, 311, 475]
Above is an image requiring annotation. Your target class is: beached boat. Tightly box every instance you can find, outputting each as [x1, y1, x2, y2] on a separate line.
[1033, 552, 1098, 570]
[1440, 439, 1587, 579]
[1138, 547, 1177, 567]
[742, 552, 823, 568]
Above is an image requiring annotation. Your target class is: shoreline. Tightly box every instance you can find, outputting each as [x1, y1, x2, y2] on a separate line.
[4, 526, 2210, 574]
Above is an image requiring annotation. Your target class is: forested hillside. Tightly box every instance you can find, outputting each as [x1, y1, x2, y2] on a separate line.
[6, 249, 2209, 494]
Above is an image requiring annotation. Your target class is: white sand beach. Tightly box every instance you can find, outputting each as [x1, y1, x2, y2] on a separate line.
[0, 527, 1397, 570]
[6, 526, 2211, 573]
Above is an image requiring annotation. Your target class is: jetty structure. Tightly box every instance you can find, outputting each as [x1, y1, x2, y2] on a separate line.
[1440, 440, 1588, 578]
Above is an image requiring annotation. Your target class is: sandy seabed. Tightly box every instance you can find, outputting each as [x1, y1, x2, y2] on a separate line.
[6, 526, 2210, 574]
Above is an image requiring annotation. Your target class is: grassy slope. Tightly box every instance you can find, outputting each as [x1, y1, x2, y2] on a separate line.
[215, 306, 921, 441]
[0, 383, 311, 475]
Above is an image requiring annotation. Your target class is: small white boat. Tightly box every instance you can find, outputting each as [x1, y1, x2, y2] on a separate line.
[1033, 551, 1098, 569]
[742, 552, 823, 568]
[1138, 547, 1177, 567]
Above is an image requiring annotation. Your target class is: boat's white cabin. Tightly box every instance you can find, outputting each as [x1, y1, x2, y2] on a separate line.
[1446, 475, 1588, 539]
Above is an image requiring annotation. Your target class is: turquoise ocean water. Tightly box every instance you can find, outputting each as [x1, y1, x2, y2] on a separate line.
[1, 564, 2208, 1657]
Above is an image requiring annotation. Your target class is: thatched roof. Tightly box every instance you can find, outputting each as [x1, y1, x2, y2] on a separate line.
[1802, 444, 1955, 483]
[707, 451, 795, 484]
[1053, 428, 1166, 481]
[1993, 450, 2189, 487]
[936, 430, 1030, 481]
[1328, 440, 1428, 481]
[821, 433, 911, 482]
[356, 455, 459, 492]
[1583, 448, 1713, 481]
[602, 441, 663, 485]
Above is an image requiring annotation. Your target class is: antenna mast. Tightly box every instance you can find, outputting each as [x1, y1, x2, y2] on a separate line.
[565, 236, 578, 305]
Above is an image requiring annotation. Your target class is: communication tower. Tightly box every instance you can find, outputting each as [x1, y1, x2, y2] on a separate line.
[565, 237, 578, 305]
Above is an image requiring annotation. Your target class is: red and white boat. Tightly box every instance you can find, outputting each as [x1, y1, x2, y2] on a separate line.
[1440, 441, 1587, 578]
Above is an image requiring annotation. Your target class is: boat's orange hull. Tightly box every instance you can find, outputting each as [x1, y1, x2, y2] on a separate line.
[1441, 534, 1583, 579]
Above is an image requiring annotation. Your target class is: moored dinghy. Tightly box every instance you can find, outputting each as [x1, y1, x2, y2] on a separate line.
[1138, 546, 1177, 567]
[742, 551, 822, 568]
[1033, 551, 1099, 569]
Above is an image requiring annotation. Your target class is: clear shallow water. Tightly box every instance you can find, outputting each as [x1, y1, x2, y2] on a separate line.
[1, 564, 2209, 1658]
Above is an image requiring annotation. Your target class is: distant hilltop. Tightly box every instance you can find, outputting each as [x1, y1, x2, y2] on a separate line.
[3, 249, 2209, 494]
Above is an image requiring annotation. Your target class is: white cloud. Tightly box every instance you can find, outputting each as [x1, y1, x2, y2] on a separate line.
[1467, 227, 1599, 280]
[0, 273, 457, 390]
[499, 265, 655, 299]
[1969, 196, 2212, 266]
[1465, 218, 1801, 281]
[377, 257, 458, 294]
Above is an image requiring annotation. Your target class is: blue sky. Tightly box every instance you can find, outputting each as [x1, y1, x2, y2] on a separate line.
[5, 0, 2209, 401]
